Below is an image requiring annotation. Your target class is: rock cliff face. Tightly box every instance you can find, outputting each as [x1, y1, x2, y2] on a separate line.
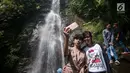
[15, 0, 69, 73]
[15, 0, 52, 73]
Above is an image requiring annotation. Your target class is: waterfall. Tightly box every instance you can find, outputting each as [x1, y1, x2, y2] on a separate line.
[28, 0, 64, 73]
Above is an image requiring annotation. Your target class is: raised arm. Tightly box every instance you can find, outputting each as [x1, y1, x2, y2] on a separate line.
[63, 27, 71, 56]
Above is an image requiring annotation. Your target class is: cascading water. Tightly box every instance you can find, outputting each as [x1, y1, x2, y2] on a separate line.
[28, 0, 64, 73]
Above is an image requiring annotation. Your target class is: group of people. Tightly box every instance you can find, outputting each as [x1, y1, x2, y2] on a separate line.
[103, 23, 130, 64]
[57, 23, 130, 73]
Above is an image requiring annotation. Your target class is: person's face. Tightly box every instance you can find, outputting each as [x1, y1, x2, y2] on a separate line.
[84, 35, 92, 46]
[113, 24, 118, 28]
[73, 38, 82, 46]
[106, 24, 111, 29]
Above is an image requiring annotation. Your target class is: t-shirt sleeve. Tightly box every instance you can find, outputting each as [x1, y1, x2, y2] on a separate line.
[96, 44, 102, 52]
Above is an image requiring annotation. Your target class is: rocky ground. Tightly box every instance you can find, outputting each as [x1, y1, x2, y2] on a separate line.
[112, 54, 130, 73]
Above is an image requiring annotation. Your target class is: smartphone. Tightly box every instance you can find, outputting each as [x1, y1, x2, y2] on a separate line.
[66, 22, 79, 30]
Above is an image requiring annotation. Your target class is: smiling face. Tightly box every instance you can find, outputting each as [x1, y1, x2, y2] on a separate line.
[84, 34, 92, 46]
[73, 38, 82, 46]
[83, 31, 92, 47]
[72, 34, 83, 47]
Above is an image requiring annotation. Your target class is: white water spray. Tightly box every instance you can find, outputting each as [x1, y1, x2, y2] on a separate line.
[28, 0, 64, 73]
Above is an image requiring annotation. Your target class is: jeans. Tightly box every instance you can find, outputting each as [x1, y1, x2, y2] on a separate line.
[106, 45, 118, 61]
[118, 41, 130, 52]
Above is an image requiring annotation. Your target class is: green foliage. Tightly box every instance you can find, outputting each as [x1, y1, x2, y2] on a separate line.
[0, 0, 41, 22]
[82, 20, 104, 43]
[0, 31, 4, 38]
[94, 0, 105, 7]
[5, 54, 19, 68]
[0, 0, 41, 72]
[67, 0, 130, 45]
[67, 0, 108, 20]
[4, 41, 20, 68]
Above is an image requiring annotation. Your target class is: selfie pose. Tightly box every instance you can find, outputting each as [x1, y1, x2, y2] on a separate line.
[62, 26, 87, 73]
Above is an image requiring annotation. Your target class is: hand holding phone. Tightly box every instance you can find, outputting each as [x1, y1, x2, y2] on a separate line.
[63, 22, 79, 36]
[66, 22, 79, 31]
[64, 27, 71, 34]
[63, 27, 71, 37]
